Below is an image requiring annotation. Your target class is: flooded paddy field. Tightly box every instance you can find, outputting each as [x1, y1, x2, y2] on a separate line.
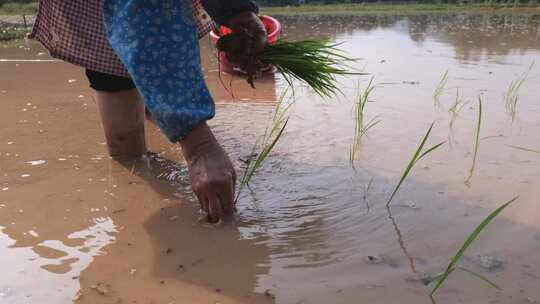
[1, 12, 540, 304]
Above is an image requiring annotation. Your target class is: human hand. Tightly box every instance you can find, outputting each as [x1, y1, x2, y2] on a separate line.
[179, 123, 236, 222]
[216, 11, 268, 86]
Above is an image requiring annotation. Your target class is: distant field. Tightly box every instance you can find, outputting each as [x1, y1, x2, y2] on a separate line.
[261, 2, 540, 15]
[0, 2, 37, 15]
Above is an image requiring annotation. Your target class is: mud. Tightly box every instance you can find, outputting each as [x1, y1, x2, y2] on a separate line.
[1, 13, 540, 304]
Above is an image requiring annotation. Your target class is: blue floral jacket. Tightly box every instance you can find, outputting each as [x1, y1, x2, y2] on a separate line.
[103, 0, 259, 142]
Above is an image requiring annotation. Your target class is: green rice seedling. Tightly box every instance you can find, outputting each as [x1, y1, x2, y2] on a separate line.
[448, 88, 469, 131]
[455, 266, 501, 290]
[433, 70, 449, 109]
[350, 77, 380, 167]
[504, 62, 534, 122]
[429, 196, 519, 301]
[386, 123, 446, 207]
[235, 90, 292, 203]
[447, 88, 469, 147]
[465, 97, 482, 187]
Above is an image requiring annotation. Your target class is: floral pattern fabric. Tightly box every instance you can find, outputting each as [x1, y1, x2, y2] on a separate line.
[102, 0, 215, 142]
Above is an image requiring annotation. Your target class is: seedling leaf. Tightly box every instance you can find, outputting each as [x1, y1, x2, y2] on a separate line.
[430, 196, 518, 297]
[386, 123, 445, 207]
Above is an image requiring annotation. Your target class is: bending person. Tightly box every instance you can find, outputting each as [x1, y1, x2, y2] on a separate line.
[31, 0, 267, 221]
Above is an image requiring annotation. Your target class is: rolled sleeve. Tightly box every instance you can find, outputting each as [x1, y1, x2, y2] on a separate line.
[102, 0, 215, 142]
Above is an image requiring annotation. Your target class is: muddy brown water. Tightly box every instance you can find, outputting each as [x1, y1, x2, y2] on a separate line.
[1, 12, 540, 304]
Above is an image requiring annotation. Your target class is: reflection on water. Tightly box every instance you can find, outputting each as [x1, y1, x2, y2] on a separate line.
[275, 13, 540, 60]
[1, 12, 540, 304]
[0, 219, 115, 304]
[386, 206, 418, 274]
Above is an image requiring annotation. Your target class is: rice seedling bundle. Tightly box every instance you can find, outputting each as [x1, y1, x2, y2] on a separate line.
[218, 34, 361, 98]
[258, 40, 361, 97]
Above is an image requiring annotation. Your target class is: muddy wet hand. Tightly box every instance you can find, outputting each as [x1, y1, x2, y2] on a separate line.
[179, 123, 236, 222]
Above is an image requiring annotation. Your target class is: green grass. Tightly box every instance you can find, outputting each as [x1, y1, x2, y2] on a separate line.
[386, 123, 445, 207]
[429, 196, 519, 300]
[235, 89, 292, 203]
[261, 2, 540, 15]
[433, 70, 448, 109]
[0, 2, 37, 15]
[465, 97, 482, 187]
[504, 62, 534, 122]
[350, 77, 380, 167]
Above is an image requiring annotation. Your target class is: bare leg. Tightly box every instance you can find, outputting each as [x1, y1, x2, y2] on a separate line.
[95, 89, 147, 157]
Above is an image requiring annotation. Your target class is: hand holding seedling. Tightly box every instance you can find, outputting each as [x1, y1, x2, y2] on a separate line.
[180, 123, 236, 222]
[217, 11, 268, 86]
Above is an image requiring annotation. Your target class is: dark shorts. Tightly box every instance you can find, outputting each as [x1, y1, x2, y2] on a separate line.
[85, 69, 136, 92]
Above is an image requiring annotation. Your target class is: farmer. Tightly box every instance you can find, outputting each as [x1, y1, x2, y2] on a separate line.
[30, 0, 267, 221]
